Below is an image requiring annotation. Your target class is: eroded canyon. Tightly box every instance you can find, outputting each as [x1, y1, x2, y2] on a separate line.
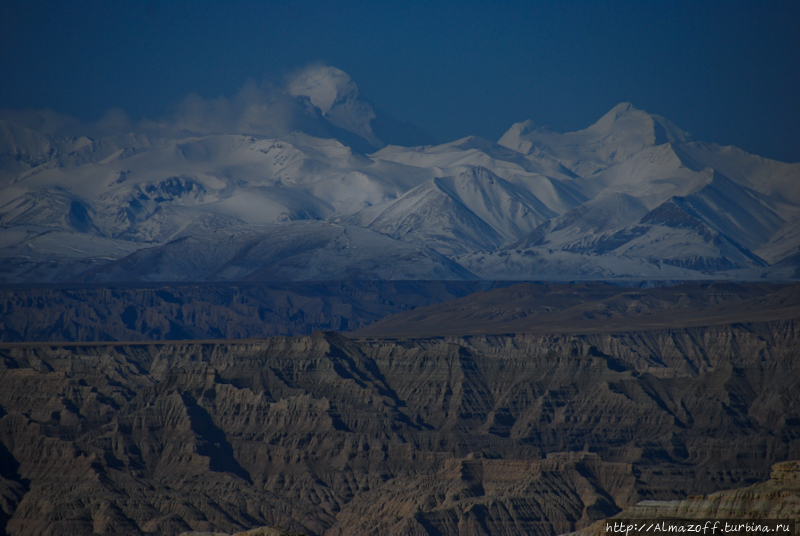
[1, 313, 799, 535]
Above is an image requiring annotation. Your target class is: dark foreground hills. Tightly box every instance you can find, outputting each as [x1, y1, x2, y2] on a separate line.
[0, 281, 507, 343]
[3, 280, 798, 344]
[1, 282, 799, 535]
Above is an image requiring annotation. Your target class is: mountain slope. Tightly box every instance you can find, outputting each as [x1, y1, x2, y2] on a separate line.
[460, 104, 800, 279]
[1, 89, 799, 282]
[348, 167, 557, 255]
[70, 221, 475, 283]
[499, 102, 692, 177]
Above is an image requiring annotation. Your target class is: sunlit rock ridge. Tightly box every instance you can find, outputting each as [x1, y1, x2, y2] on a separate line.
[2, 67, 799, 283]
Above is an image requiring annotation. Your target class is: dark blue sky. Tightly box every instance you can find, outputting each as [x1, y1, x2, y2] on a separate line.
[2, 0, 799, 162]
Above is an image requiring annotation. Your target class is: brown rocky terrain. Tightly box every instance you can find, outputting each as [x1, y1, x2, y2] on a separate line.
[182, 526, 308, 536]
[350, 282, 800, 338]
[1, 314, 799, 535]
[571, 460, 800, 536]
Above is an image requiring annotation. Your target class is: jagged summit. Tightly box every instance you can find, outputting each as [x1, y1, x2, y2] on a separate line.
[287, 65, 382, 148]
[590, 101, 641, 127]
[499, 102, 692, 160]
[286, 64, 435, 151]
[287, 65, 361, 117]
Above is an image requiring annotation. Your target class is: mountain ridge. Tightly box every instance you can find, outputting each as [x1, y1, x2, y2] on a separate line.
[2, 70, 799, 283]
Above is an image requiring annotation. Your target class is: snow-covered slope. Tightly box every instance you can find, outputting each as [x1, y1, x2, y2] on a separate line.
[0, 133, 431, 239]
[347, 167, 557, 255]
[71, 222, 474, 283]
[0, 120, 96, 183]
[499, 102, 691, 177]
[459, 103, 800, 280]
[1, 78, 799, 282]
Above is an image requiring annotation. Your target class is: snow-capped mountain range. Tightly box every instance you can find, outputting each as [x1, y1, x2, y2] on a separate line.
[2, 66, 799, 283]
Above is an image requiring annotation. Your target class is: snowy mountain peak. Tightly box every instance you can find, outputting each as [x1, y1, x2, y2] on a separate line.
[499, 103, 694, 177]
[284, 64, 435, 151]
[510, 119, 539, 137]
[496, 122, 540, 155]
[287, 65, 360, 116]
[589, 102, 691, 145]
[2, 89, 799, 283]
[287, 64, 381, 149]
[607, 101, 636, 117]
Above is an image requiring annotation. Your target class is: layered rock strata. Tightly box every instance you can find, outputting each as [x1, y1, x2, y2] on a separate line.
[0, 322, 799, 535]
[570, 460, 800, 536]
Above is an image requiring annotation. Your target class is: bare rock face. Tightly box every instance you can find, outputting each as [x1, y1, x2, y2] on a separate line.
[327, 452, 636, 536]
[0, 322, 799, 535]
[182, 525, 308, 536]
[571, 460, 800, 536]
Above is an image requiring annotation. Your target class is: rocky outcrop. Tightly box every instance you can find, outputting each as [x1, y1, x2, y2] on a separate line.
[570, 460, 800, 536]
[182, 526, 308, 536]
[0, 322, 799, 535]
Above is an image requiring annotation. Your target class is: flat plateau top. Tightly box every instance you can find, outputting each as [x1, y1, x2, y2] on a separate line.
[349, 281, 800, 339]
